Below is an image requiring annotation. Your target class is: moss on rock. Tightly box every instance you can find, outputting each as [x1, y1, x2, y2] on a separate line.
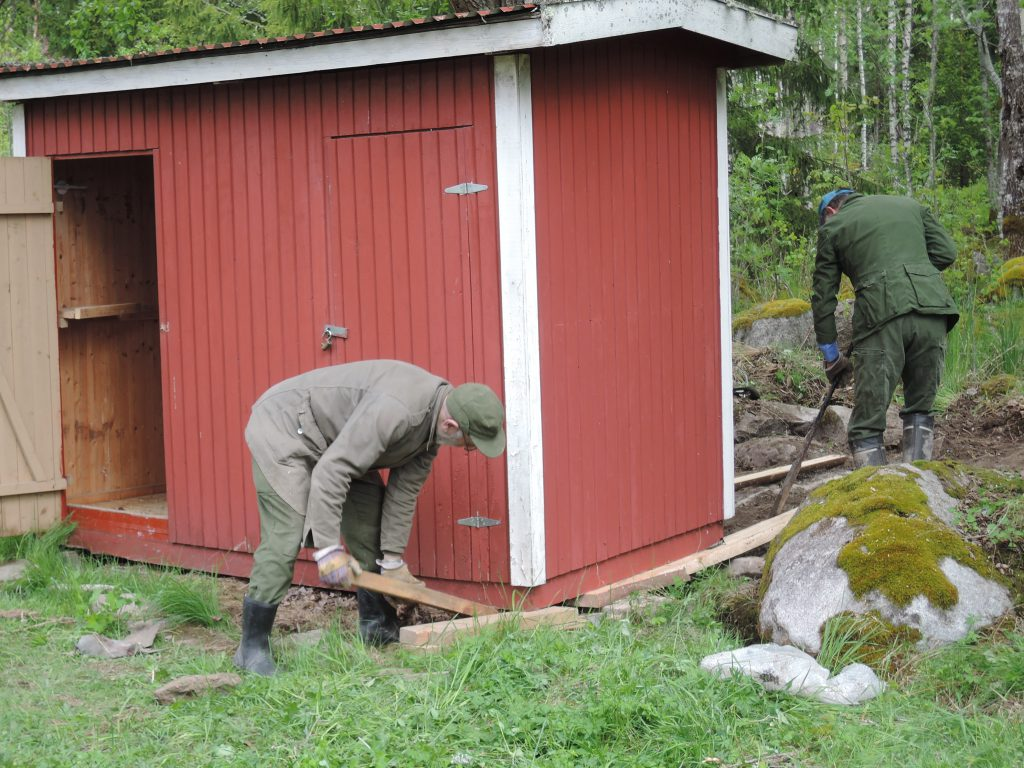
[761, 466, 1005, 610]
[732, 298, 812, 332]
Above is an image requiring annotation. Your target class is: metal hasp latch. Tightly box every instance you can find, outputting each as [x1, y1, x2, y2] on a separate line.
[457, 516, 502, 528]
[444, 182, 488, 195]
[321, 325, 349, 350]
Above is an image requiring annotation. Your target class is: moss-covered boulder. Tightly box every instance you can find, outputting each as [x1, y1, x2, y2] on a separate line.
[758, 465, 1012, 655]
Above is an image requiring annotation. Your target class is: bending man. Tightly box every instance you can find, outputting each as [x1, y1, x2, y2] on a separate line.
[234, 359, 506, 675]
[812, 190, 959, 467]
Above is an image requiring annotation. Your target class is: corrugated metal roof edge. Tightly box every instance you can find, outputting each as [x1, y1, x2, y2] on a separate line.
[0, 5, 539, 76]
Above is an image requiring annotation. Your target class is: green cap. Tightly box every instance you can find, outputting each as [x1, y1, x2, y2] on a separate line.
[446, 383, 506, 458]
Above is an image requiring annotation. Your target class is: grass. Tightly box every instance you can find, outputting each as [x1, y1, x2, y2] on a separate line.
[2, 540, 1023, 767]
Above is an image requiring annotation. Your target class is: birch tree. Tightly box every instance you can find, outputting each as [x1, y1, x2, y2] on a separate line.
[900, 0, 914, 191]
[888, 0, 900, 167]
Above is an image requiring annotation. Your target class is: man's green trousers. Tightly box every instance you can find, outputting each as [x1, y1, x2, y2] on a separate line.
[848, 312, 948, 443]
[247, 461, 385, 605]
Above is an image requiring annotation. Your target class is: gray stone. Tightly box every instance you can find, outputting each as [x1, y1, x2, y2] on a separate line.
[154, 673, 242, 704]
[0, 560, 29, 582]
[734, 313, 814, 350]
[759, 468, 1012, 653]
[815, 663, 886, 705]
[734, 436, 806, 472]
[602, 594, 670, 620]
[289, 629, 325, 647]
[728, 557, 765, 578]
[734, 410, 789, 442]
[827, 404, 902, 448]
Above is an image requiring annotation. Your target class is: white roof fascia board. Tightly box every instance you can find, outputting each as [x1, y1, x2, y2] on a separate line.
[716, 69, 735, 520]
[541, 0, 797, 62]
[0, 20, 545, 101]
[494, 53, 546, 587]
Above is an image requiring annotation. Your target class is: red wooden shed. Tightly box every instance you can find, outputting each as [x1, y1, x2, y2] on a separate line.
[0, 0, 796, 608]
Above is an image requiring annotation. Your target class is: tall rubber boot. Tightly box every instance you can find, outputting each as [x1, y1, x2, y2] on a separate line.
[850, 435, 887, 468]
[233, 596, 278, 676]
[356, 588, 400, 646]
[902, 413, 935, 462]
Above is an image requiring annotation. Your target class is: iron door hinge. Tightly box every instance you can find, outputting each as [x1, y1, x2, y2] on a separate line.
[457, 515, 502, 528]
[444, 182, 488, 195]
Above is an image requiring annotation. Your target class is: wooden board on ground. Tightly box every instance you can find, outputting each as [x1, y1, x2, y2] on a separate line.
[351, 571, 498, 617]
[575, 508, 799, 608]
[400, 606, 580, 647]
[733, 454, 847, 489]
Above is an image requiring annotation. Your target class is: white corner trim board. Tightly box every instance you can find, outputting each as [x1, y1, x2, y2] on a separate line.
[0, 1, 796, 101]
[11, 103, 25, 156]
[716, 69, 736, 520]
[493, 54, 546, 587]
[541, 0, 797, 62]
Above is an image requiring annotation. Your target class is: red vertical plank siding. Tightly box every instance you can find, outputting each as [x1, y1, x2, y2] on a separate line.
[25, 58, 508, 582]
[532, 33, 725, 580]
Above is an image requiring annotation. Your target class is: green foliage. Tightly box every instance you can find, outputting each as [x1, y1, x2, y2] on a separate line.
[817, 611, 921, 673]
[957, 493, 1024, 551]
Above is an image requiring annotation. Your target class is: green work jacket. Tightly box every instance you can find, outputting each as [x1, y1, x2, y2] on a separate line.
[812, 193, 959, 347]
[244, 360, 450, 549]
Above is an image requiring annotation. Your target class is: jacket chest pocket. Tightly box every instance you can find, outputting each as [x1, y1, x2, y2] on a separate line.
[854, 273, 887, 329]
[905, 264, 952, 308]
[296, 400, 328, 453]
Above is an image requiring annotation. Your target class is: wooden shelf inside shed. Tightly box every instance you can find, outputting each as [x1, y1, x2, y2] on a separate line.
[59, 302, 145, 327]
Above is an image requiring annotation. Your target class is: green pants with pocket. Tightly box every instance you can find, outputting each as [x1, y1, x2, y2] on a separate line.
[247, 461, 385, 605]
[848, 312, 948, 443]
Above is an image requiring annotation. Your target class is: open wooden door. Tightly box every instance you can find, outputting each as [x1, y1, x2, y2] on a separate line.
[0, 157, 65, 535]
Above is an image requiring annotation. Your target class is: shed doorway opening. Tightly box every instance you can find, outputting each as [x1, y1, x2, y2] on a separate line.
[53, 155, 166, 518]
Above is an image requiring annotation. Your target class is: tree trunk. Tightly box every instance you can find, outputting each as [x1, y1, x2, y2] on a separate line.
[839, 6, 849, 98]
[926, 7, 939, 188]
[996, 0, 1024, 254]
[859, 0, 870, 170]
[901, 0, 914, 192]
[888, 0, 899, 168]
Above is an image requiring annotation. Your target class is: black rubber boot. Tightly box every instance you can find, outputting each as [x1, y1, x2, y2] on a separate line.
[850, 435, 888, 468]
[901, 413, 935, 462]
[356, 588, 400, 646]
[233, 596, 278, 676]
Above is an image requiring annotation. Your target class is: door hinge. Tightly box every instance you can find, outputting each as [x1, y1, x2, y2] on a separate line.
[444, 182, 488, 195]
[457, 515, 502, 528]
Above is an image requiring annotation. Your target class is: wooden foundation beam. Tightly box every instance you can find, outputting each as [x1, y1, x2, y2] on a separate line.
[351, 571, 498, 617]
[733, 454, 847, 489]
[575, 508, 798, 608]
[399, 606, 580, 648]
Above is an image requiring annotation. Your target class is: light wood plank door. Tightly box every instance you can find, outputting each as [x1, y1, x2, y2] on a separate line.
[0, 157, 65, 535]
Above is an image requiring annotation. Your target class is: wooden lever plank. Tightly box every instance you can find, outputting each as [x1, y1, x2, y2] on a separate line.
[350, 570, 498, 617]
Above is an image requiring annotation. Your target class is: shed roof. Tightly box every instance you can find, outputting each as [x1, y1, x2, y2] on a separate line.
[0, 0, 796, 101]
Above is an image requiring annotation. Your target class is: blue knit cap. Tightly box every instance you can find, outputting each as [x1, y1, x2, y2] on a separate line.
[818, 189, 855, 219]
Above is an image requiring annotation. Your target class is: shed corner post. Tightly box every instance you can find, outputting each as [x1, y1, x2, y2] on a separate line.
[493, 53, 546, 587]
[716, 68, 736, 521]
[11, 103, 26, 157]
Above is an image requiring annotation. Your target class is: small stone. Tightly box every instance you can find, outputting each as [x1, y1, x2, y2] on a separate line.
[0, 560, 30, 582]
[727, 557, 765, 578]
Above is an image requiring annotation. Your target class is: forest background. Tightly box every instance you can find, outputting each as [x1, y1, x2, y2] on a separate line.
[0, 0, 1022, 375]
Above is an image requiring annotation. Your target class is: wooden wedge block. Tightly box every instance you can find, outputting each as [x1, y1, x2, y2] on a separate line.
[733, 454, 847, 489]
[576, 508, 798, 608]
[350, 571, 498, 617]
[399, 606, 579, 647]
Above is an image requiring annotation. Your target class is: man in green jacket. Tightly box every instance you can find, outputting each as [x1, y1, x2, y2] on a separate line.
[234, 359, 506, 675]
[812, 190, 959, 467]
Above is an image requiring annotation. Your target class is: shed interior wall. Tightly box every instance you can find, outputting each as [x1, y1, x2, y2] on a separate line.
[531, 32, 725, 580]
[53, 155, 165, 508]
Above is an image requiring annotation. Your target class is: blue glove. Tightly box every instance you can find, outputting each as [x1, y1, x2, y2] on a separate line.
[818, 341, 840, 363]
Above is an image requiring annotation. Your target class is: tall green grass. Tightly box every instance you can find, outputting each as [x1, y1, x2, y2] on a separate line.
[939, 298, 1024, 409]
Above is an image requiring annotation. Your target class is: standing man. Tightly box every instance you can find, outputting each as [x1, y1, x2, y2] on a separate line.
[234, 359, 506, 675]
[812, 190, 959, 467]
